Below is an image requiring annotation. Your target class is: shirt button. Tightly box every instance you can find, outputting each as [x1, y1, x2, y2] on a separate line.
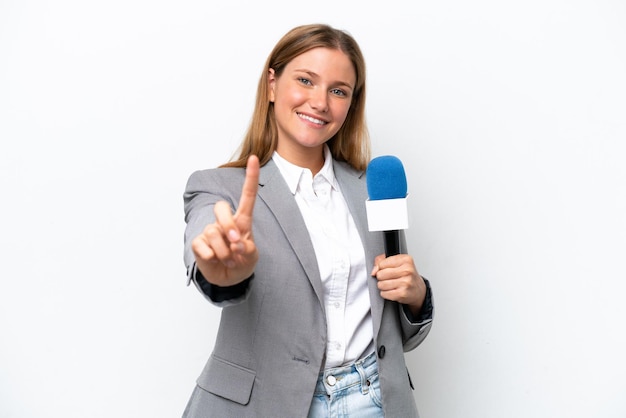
[326, 375, 337, 386]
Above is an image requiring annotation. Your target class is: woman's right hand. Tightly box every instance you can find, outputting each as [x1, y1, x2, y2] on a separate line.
[191, 155, 260, 286]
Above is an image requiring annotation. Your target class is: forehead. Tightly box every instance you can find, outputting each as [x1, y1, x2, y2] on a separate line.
[285, 47, 356, 84]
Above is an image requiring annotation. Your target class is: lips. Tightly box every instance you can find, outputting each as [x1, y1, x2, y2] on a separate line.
[297, 112, 328, 126]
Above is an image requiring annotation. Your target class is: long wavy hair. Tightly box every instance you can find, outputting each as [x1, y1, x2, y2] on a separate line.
[222, 24, 370, 171]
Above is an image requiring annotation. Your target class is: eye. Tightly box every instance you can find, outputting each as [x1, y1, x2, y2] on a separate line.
[298, 77, 313, 86]
[330, 88, 347, 97]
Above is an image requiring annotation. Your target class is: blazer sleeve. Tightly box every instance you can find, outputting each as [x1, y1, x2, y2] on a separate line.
[399, 278, 434, 352]
[183, 168, 252, 307]
[396, 231, 435, 352]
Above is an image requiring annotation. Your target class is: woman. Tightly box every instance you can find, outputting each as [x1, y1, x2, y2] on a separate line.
[183, 23, 433, 417]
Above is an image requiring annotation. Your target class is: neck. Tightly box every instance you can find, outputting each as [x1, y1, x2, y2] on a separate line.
[276, 145, 325, 175]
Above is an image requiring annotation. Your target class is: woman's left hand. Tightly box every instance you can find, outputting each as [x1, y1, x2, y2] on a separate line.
[371, 254, 427, 317]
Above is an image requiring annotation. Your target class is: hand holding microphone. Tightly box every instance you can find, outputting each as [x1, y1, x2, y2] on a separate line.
[366, 156, 427, 314]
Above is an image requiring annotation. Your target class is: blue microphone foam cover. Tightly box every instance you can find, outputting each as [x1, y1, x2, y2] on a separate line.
[366, 155, 407, 200]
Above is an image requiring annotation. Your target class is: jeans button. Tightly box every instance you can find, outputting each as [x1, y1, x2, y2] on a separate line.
[326, 375, 337, 386]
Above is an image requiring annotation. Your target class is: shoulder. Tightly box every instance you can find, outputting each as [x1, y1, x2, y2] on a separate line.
[187, 166, 246, 182]
[183, 167, 248, 211]
[333, 159, 365, 180]
[333, 159, 366, 194]
[186, 166, 246, 190]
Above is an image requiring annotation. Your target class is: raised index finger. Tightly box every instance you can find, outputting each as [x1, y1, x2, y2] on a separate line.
[235, 155, 260, 219]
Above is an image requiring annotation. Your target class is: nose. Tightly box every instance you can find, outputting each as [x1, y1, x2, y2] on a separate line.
[309, 88, 329, 113]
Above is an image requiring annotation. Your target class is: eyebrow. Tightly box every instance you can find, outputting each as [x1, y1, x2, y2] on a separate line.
[294, 69, 355, 91]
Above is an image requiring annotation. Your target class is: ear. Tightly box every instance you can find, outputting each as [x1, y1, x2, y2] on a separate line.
[268, 68, 276, 103]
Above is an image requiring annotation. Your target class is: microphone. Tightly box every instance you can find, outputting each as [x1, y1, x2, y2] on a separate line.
[365, 156, 409, 256]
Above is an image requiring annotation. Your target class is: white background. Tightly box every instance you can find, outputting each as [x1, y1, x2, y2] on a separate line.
[1, 1, 625, 417]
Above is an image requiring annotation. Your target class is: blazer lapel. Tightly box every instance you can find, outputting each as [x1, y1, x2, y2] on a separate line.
[255, 159, 386, 336]
[333, 161, 385, 337]
[256, 160, 325, 309]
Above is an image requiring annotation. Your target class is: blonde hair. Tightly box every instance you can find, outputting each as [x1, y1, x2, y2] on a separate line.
[222, 24, 370, 171]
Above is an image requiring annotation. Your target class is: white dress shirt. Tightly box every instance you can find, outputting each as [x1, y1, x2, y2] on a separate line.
[272, 146, 375, 368]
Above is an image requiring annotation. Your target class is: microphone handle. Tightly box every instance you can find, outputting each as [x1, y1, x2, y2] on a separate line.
[384, 230, 401, 257]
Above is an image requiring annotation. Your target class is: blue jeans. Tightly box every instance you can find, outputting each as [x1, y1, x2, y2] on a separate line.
[308, 351, 383, 417]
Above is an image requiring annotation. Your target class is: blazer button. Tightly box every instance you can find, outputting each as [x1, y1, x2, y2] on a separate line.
[377, 345, 386, 358]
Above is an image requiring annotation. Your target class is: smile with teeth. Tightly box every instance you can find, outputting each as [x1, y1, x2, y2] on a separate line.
[297, 112, 327, 126]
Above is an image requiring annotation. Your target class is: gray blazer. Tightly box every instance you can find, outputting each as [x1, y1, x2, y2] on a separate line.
[183, 158, 433, 417]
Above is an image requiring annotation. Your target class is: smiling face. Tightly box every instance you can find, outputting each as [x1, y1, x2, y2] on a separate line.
[268, 47, 356, 172]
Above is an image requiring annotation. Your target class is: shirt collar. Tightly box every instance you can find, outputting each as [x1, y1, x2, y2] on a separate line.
[272, 145, 338, 195]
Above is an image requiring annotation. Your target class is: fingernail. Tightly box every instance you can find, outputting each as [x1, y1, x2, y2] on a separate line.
[228, 229, 240, 241]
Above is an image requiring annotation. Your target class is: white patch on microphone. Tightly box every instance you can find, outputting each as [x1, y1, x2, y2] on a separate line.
[365, 195, 409, 232]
